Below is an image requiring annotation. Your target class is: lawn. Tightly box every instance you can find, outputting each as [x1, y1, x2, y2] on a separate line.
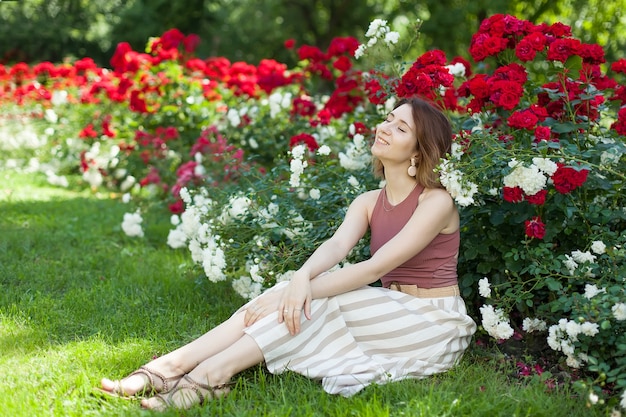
[0, 169, 607, 416]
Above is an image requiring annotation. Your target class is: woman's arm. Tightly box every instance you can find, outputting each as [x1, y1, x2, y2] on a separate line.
[277, 191, 374, 334]
[294, 191, 375, 280]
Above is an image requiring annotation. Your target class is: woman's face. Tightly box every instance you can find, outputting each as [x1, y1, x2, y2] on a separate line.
[371, 103, 417, 163]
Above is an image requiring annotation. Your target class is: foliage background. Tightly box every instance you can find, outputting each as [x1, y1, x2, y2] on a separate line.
[1, 0, 626, 66]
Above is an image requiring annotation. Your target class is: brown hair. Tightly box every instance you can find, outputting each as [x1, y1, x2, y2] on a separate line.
[372, 97, 452, 188]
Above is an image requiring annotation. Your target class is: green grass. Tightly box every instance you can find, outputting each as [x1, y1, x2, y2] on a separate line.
[0, 170, 610, 417]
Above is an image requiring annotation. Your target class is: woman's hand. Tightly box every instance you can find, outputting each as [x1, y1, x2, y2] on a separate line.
[278, 271, 312, 335]
[243, 289, 283, 327]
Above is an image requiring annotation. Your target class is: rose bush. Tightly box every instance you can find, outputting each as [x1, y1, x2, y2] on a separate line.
[1, 14, 625, 410]
[441, 15, 626, 408]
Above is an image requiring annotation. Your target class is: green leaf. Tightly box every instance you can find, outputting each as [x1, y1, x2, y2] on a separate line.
[546, 279, 562, 291]
[465, 246, 478, 260]
[550, 122, 577, 133]
[565, 55, 583, 73]
[489, 211, 505, 226]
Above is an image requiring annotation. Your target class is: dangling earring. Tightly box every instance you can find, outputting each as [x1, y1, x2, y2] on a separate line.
[407, 157, 417, 177]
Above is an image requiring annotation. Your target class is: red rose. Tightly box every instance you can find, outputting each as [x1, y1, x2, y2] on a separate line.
[168, 199, 184, 214]
[524, 32, 547, 51]
[102, 117, 116, 138]
[466, 74, 490, 98]
[158, 28, 185, 50]
[396, 69, 434, 98]
[529, 104, 549, 121]
[525, 216, 546, 239]
[612, 107, 626, 134]
[469, 33, 490, 61]
[612, 120, 626, 135]
[332, 56, 352, 72]
[284, 39, 296, 49]
[611, 59, 626, 74]
[479, 14, 505, 37]
[466, 97, 486, 113]
[501, 14, 527, 36]
[365, 78, 388, 105]
[507, 109, 539, 130]
[350, 121, 370, 136]
[297, 45, 325, 62]
[534, 126, 552, 142]
[493, 63, 528, 84]
[515, 39, 537, 62]
[414, 50, 447, 68]
[579, 43, 605, 64]
[489, 80, 523, 110]
[483, 35, 509, 57]
[110, 42, 133, 73]
[182, 34, 201, 53]
[327, 36, 359, 57]
[612, 86, 626, 103]
[551, 164, 589, 193]
[289, 133, 320, 152]
[291, 96, 317, 118]
[546, 22, 572, 38]
[79, 123, 98, 139]
[547, 38, 581, 63]
[503, 186, 524, 203]
[525, 189, 547, 205]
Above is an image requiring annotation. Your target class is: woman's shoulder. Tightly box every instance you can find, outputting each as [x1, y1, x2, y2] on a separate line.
[357, 189, 382, 204]
[419, 186, 459, 233]
[419, 186, 455, 205]
[349, 189, 382, 212]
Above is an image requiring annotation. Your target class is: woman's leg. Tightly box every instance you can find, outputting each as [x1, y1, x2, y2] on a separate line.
[141, 333, 264, 410]
[100, 311, 249, 395]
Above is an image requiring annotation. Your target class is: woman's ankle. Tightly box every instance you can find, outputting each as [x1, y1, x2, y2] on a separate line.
[148, 355, 188, 378]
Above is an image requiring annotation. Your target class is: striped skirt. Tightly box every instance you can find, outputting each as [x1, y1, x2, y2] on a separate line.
[240, 282, 477, 397]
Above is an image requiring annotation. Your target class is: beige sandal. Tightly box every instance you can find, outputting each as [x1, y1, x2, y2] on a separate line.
[146, 374, 232, 410]
[97, 365, 184, 399]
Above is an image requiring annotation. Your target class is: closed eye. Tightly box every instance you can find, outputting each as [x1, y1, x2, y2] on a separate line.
[384, 113, 409, 133]
[384, 117, 406, 133]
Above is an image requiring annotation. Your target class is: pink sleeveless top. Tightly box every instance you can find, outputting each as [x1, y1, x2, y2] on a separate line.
[370, 185, 459, 289]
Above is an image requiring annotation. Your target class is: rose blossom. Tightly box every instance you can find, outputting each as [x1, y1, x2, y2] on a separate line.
[612, 303, 626, 321]
[507, 109, 539, 129]
[552, 164, 589, 194]
[525, 216, 546, 239]
[583, 284, 605, 299]
[522, 317, 547, 333]
[478, 277, 492, 298]
[480, 304, 514, 340]
[503, 186, 524, 203]
[591, 240, 606, 254]
[525, 189, 547, 205]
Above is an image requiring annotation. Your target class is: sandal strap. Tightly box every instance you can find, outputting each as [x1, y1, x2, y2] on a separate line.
[128, 366, 184, 394]
[183, 374, 234, 393]
[154, 374, 232, 408]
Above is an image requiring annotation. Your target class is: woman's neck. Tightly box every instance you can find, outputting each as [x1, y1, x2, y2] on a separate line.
[384, 175, 419, 205]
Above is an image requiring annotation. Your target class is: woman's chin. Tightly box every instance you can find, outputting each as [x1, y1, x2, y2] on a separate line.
[370, 143, 386, 156]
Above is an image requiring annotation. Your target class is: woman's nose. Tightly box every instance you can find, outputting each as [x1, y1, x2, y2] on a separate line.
[378, 124, 391, 135]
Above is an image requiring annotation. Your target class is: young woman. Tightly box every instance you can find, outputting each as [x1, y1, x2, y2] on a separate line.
[99, 96, 477, 410]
